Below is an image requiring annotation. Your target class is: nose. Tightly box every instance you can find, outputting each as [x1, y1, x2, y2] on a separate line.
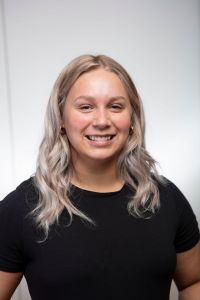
[92, 108, 111, 129]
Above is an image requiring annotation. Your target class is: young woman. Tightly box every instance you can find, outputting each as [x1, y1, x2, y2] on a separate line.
[0, 55, 199, 300]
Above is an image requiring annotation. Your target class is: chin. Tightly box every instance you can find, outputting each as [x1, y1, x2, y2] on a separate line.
[84, 152, 119, 163]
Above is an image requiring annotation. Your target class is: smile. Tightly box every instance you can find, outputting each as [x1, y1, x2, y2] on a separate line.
[86, 135, 114, 141]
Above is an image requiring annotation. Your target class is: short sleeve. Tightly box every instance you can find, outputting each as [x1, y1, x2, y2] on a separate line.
[0, 189, 25, 272]
[172, 183, 200, 253]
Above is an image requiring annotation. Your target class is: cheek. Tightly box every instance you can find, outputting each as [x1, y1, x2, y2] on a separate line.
[114, 115, 131, 133]
[64, 113, 90, 136]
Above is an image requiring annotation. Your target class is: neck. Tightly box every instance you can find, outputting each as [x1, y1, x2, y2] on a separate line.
[71, 157, 124, 193]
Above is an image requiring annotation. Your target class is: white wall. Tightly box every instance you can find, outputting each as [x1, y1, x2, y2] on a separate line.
[0, 1, 199, 299]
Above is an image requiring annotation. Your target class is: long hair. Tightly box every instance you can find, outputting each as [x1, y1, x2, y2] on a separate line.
[32, 54, 163, 237]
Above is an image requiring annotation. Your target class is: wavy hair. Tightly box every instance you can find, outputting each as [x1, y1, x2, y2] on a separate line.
[32, 54, 163, 237]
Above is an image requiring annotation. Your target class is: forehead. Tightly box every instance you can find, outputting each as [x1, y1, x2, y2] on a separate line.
[68, 68, 128, 96]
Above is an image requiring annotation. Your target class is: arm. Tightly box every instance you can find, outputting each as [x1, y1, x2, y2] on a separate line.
[173, 241, 200, 300]
[0, 271, 23, 300]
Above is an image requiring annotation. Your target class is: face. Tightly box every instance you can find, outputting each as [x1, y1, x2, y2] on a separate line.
[62, 69, 132, 166]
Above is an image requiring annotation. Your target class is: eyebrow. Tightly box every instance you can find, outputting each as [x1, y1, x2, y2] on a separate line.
[74, 95, 127, 102]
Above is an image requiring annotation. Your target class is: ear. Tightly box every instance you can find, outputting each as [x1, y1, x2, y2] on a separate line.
[60, 121, 65, 128]
[60, 122, 66, 135]
[129, 125, 134, 135]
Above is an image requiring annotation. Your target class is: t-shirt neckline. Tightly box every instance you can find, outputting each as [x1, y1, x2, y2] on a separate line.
[70, 183, 127, 198]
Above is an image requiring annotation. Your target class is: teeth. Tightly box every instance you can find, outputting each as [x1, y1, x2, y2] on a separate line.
[88, 136, 112, 141]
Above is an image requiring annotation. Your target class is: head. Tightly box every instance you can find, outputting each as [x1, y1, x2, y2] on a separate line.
[45, 55, 145, 164]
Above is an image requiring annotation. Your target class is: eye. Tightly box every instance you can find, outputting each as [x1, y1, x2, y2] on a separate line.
[79, 104, 93, 112]
[110, 103, 123, 111]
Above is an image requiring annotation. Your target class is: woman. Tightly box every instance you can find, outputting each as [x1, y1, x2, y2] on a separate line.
[0, 54, 199, 300]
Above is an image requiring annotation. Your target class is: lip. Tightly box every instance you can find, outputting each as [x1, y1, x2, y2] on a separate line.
[85, 134, 116, 136]
[86, 134, 115, 139]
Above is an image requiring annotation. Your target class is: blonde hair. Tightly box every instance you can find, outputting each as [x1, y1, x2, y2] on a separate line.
[33, 54, 163, 237]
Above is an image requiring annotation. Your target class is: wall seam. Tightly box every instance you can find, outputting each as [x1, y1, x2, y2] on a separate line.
[0, 0, 21, 299]
[1, 0, 16, 186]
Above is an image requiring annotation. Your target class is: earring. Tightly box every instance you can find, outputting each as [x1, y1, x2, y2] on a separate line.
[60, 125, 66, 135]
[129, 126, 134, 135]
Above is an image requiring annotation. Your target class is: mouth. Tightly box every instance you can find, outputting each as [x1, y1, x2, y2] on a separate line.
[85, 135, 115, 141]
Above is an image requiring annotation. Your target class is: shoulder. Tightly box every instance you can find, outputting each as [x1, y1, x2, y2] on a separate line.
[157, 177, 190, 212]
[0, 177, 38, 215]
[0, 178, 38, 272]
[155, 176, 198, 229]
[157, 177, 200, 252]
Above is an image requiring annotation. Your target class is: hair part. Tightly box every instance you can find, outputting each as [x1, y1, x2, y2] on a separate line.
[32, 54, 164, 239]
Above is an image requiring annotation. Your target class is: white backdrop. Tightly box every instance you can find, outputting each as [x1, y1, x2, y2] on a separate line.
[0, 0, 199, 299]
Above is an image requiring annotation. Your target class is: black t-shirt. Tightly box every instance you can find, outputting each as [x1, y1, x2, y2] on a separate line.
[0, 178, 199, 300]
